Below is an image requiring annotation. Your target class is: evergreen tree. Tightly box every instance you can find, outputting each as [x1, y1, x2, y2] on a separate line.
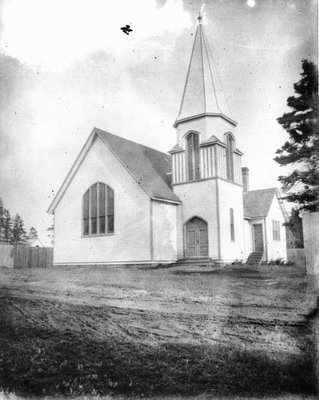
[11, 214, 27, 245]
[47, 223, 54, 245]
[0, 197, 4, 241]
[27, 226, 38, 241]
[274, 59, 319, 212]
[2, 209, 12, 243]
[285, 207, 304, 248]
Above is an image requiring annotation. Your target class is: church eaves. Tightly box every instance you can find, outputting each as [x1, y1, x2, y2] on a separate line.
[175, 13, 237, 127]
[243, 188, 288, 221]
[48, 128, 181, 214]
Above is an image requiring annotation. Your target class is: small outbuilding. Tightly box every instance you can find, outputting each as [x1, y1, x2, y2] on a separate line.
[243, 188, 288, 264]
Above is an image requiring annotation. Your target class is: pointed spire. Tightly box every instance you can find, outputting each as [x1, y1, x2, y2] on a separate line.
[175, 14, 236, 127]
[197, 10, 203, 24]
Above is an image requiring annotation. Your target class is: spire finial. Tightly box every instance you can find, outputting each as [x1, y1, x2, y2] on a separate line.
[197, 11, 202, 24]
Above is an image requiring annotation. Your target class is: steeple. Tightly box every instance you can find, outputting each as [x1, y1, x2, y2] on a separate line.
[174, 13, 237, 128]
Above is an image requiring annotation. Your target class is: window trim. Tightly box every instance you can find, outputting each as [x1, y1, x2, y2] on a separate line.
[83, 187, 90, 236]
[226, 133, 235, 182]
[82, 182, 114, 237]
[230, 208, 235, 242]
[186, 132, 200, 181]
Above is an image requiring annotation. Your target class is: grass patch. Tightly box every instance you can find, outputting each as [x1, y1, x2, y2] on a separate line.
[0, 264, 317, 398]
[0, 300, 317, 397]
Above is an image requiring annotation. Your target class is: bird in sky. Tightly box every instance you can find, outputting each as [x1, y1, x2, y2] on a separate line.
[120, 25, 133, 35]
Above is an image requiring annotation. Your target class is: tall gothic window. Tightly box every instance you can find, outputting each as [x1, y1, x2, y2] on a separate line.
[226, 134, 234, 182]
[83, 182, 114, 236]
[187, 132, 200, 181]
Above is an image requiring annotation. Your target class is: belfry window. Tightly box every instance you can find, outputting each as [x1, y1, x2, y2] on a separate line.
[187, 132, 200, 180]
[83, 182, 114, 236]
[226, 134, 234, 182]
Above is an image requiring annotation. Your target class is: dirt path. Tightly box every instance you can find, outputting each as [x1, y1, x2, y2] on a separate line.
[0, 264, 318, 397]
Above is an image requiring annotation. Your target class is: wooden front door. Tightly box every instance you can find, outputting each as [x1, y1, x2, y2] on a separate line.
[186, 217, 208, 257]
[253, 224, 264, 252]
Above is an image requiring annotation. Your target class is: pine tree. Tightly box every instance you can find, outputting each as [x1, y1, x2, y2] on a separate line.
[285, 207, 304, 248]
[11, 214, 27, 245]
[27, 226, 38, 241]
[47, 223, 54, 245]
[274, 59, 319, 212]
[0, 197, 4, 241]
[2, 209, 12, 243]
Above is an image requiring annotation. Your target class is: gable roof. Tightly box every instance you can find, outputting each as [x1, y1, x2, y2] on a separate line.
[48, 128, 180, 214]
[200, 135, 225, 147]
[243, 188, 278, 219]
[96, 129, 180, 203]
[168, 143, 184, 154]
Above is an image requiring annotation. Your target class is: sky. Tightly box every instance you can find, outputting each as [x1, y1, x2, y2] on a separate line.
[0, 0, 317, 244]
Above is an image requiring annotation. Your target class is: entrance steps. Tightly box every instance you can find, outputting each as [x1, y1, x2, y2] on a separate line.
[175, 258, 218, 267]
[246, 252, 263, 265]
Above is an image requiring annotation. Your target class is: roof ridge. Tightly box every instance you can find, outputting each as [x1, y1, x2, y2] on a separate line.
[94, 127, 170, 159]
[48, 128, 181, 214]
[95, 128, 181, 204]
[243, 187, 280, 218]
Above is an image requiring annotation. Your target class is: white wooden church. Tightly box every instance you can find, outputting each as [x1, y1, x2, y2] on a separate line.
[48, 15, 288, 266]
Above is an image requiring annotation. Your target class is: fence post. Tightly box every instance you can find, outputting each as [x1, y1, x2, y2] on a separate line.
[302, 212, 319, 276]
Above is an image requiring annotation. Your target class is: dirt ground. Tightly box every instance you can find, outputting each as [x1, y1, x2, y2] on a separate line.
[0, 263, 318, 399]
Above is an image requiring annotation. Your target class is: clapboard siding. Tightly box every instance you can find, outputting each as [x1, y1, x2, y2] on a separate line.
[216, 146, 227, 179]
[265, 197, 287, 261]
[172, 153, 177, 183]
[180, 152, 186, 182]
[200, 146, 215, 179]
[172, 152, 186, 184]
[54, 135, 153, 264]
[173, 179, 220, 259]
[172, 144, 241, 185]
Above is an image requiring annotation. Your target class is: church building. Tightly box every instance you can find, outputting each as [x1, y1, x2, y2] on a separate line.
[48, 15, 288, 266]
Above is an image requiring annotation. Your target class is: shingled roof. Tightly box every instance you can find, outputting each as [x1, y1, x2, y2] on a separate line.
[95, 128, 180, 203]
[243, 188, 277, 218]
[48, 128, 180, 214]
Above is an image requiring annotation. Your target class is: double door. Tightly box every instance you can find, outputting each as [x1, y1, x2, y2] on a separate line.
[186, 217, 208, 257]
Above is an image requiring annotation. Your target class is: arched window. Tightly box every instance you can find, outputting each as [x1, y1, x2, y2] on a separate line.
[186, 132, 200, 180]
[226, 134, 234, 182]
[83, 182, 114, 236]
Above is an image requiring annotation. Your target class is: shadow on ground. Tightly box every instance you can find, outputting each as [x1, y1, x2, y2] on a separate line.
[0, 300, 317, 398]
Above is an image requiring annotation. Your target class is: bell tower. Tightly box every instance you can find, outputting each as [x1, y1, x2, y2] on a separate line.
[171, 13, 245, 262]
[174, 13, 237, 145]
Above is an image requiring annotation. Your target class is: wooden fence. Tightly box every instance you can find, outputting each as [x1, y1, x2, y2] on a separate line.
[287, 248, 306, 271]
[0, 244, 15, 268]
[0, 244, 53, 268]
[302, 212, 319, 275]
